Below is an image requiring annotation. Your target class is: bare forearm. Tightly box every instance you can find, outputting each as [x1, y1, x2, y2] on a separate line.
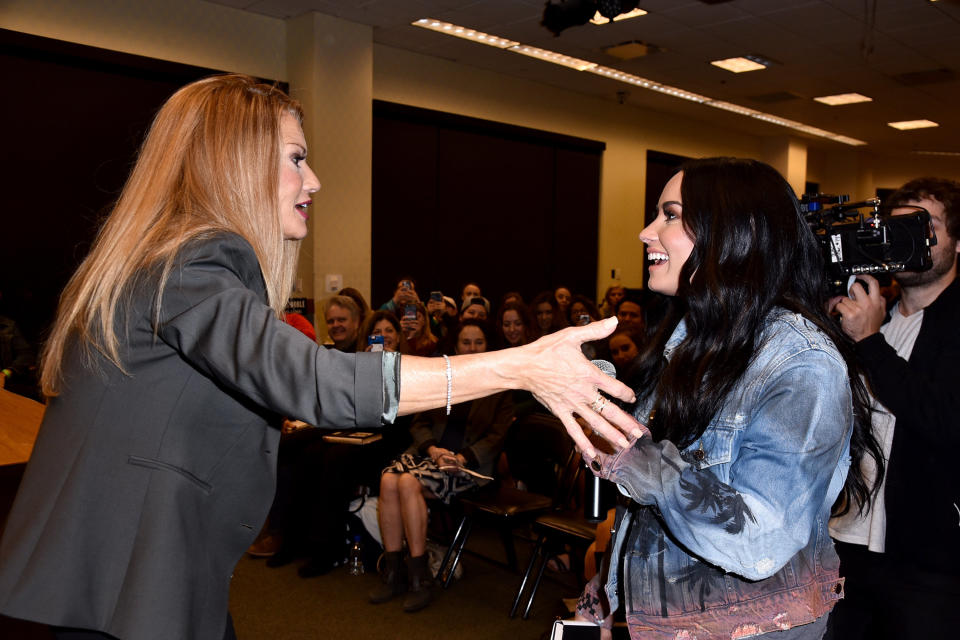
[397, 351, 519, 415]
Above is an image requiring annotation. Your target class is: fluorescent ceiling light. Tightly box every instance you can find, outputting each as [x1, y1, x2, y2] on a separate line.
[710, 57, 767, 73]
[589, 8, 648, 25]
[411, 19, 866, 146]
[888, 119, 939, 130]
[814, 93, 873, 106]
[411, 19, 518, 48]
[511, 45, 597, 71]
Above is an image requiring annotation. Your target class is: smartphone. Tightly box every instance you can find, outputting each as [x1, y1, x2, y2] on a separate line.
[430, 291, 443, 302]
[400, 279, 413, 291]
[368, 334, 384, 352]
[403, 304, 417, 322]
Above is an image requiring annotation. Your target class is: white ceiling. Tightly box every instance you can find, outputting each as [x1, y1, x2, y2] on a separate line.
[208, 0, 960, 156]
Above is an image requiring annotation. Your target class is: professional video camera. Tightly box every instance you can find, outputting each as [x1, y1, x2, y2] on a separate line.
[800, 193, 935, 295]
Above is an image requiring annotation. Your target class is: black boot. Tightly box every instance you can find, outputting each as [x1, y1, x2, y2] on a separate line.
[402, 553, 433, 613]
[369, 551, 405, 604]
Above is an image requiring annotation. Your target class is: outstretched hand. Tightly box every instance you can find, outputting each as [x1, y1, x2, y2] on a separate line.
[516, 317, 646, 460]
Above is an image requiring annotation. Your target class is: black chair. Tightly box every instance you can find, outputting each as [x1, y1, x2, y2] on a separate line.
[434, 415, 576, 588]
[510, 455, 598, 619]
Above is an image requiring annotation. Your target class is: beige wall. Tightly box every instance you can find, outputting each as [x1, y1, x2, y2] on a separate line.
[1, 0, 285, 79]
[7, 0, 960, 301]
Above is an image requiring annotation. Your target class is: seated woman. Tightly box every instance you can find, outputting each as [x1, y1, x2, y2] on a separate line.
[607, 324, 644, 378]
[359, 309, 409, 354]
[598, 285, 626, 319]
[530, 291, 565, 338]
[575, 158, 882, 639]
[371, 319, 513, 613]
[568, 294, 607, 361]
[402, 302, 440, 357]
[495, 299, 534, 350]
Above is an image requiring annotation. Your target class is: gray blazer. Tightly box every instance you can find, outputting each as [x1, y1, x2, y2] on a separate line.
[0, 233, 394, 640]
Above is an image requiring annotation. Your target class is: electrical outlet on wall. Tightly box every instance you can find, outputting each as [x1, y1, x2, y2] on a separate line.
[325, 274, 342, 293]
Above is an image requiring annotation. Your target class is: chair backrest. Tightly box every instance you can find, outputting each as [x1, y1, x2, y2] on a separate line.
[552, 446, 584, 512]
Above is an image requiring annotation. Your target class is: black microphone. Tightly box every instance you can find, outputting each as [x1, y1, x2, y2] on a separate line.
[584, 360, 615, 523]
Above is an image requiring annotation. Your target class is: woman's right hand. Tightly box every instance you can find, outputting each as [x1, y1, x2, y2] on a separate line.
[512, 317, 646, 460]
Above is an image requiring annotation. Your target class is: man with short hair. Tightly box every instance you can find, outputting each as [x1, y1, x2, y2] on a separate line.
[827, 177, 960, 639]
[324, 295, 361, 352]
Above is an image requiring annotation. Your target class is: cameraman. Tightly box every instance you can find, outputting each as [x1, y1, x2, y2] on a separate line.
[826, 177, 960, 639]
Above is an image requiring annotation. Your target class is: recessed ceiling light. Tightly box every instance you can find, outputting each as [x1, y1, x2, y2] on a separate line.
[814, 93, 873, 106]
[710, 57, 767, 73]
[589, 8, 648, 25]
[888, 119, 939, 130]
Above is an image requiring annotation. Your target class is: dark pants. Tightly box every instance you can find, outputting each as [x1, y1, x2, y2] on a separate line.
[51, 612, 237, 640]
[825, 541, 960, 640]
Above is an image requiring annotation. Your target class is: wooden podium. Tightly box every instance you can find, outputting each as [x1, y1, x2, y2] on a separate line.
[0, 388, 45, 467]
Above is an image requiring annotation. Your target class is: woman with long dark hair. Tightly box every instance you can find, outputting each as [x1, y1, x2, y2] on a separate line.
[575, 158, 882, 639]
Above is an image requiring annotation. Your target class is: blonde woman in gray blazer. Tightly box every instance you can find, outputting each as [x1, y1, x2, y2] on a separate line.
[0, 75, 640, 640]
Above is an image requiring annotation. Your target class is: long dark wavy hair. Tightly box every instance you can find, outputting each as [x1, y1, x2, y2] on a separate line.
[633, 157, 882, 516]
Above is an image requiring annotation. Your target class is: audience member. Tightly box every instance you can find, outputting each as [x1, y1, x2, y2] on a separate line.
[0, 287, 36, 398]
[337, 286, 371, 326]
[598, 285, 626, 318]
[324, 295, 362, 351]
[283, 312, 316, 343]
[370, 320, 513, 613]
[401, 302, 440, 357]
[530, 291, 564, 338]
[379, 277, 419, 314]
[607, 324, 644, 376]
[360, 310, 409, 355]
[460, 282, 482, 306]
[500, 291, 524, 306]
[554, 286, 572, 317]
[460, 295, 490, 321]
[615, 295, 644, 328]
[496, 300, 533, 349]
[826, 177, 960, 639]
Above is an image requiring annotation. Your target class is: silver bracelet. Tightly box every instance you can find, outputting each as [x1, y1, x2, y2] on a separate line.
[441, 354, 452, 415]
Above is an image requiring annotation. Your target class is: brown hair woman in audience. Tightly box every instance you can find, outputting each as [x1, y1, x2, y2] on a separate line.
[372, 320, 511, 613]
[496, 299, 534, 349]
[0, 74, 640, 640]
[531, 290, 565, 338]
[400, 302, 439, 357]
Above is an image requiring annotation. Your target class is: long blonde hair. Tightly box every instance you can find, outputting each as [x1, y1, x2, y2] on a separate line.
[41, 74, 304, 395]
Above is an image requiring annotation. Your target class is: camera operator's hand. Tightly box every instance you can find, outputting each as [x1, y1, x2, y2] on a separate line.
[829, 275, 886, 342]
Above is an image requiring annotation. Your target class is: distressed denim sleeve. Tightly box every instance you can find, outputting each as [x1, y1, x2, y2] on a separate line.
[599, 348, 852, 581]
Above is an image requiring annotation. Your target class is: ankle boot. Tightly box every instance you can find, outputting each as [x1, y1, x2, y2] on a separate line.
[368, 551, 405, 604]
[402, 553, 433, 613]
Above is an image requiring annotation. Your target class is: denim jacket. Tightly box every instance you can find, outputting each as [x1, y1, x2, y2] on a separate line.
[577, 309, 851, 639]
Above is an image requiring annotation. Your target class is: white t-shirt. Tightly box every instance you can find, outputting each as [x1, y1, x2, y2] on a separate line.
[828, 302, 924, 551]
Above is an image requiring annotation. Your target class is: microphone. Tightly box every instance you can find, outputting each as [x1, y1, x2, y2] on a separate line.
[591, 359, 616, 378]
[584, 359, 616, 523]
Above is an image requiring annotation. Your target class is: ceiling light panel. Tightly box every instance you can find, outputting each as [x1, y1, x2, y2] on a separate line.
[710, 57, 767, 73]
[888, 119, 939, 130]
[814, 93, 873, 106]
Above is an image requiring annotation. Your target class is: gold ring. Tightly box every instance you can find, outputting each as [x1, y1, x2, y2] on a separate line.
[590, 393, 608, 414]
